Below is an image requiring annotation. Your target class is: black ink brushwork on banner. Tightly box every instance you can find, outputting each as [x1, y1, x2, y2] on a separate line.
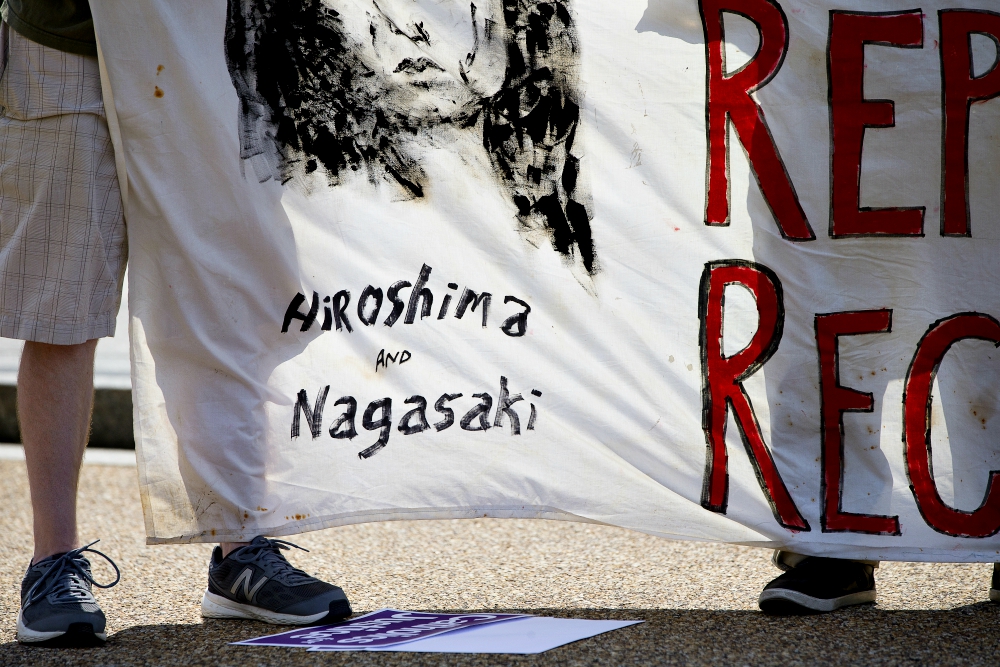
[225, 0, 597, 275]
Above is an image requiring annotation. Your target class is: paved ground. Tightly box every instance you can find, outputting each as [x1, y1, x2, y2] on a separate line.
[0, 458, 998, 666]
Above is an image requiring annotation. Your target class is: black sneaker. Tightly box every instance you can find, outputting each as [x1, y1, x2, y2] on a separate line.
[201, 536, 351, 625]
[991, 563, 999, 603]
[17, 541, 121, 647]
[758, 556, 876, 614]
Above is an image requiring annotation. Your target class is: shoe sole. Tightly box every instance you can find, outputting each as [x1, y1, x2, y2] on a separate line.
[990, 589, 999, 603]
[758, 588, 876, 614]
[16, 611, 106, 647]
[201, 590, 350, 625]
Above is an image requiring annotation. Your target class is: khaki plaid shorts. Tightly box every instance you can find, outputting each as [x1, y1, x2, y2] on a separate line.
[0, 24, 126, 345]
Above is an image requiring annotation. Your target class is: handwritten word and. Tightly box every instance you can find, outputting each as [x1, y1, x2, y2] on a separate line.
[375, 349, 411, 372]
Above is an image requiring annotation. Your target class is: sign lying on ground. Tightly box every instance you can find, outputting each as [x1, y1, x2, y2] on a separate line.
[233, 610, 530, 650]
[92, 0, 1000, 560]
[234, 609, 640, 654]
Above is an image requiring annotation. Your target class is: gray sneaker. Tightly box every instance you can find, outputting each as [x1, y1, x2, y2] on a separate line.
[17, 541, 121, 647]
[201, 536, 351, 625]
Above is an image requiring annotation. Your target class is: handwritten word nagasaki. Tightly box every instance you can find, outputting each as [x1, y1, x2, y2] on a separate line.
[291, 377, 542, 459]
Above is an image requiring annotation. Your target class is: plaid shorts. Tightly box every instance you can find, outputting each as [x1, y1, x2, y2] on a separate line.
[0, 24, 126, 345]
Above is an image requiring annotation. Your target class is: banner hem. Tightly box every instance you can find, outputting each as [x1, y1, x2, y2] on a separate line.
[143, 505, 746, 546]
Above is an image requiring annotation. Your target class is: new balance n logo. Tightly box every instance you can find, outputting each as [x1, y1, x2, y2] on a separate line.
[230, 567, 268, 602]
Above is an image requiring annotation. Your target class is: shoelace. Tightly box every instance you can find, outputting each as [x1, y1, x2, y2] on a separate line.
[24, 540, 121, 608]
[234, 538, 315, 585]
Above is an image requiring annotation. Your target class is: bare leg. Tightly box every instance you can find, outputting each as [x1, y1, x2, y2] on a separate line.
[23, 340, 256, 562]
[19, 340, 98, 563]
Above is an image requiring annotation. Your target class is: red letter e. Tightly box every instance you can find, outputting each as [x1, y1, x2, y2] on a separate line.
[829, 11, 925, 237]
[816, 310, 900, 535]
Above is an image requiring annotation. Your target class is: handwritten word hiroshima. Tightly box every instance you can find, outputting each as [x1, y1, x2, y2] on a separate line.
[280, 263, 531, 337]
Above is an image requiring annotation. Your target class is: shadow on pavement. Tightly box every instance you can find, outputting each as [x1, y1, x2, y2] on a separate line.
[1, 605, 998, 666]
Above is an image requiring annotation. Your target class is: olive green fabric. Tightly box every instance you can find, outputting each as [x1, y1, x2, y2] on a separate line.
[1, 0, 96, 57]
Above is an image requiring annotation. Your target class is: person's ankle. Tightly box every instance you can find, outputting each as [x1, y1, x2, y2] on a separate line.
[220, 542, 250, 557]
[32, 542, 81, 565]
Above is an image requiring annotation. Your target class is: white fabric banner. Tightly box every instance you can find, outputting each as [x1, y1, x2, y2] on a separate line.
[91, 0, 1000, 560]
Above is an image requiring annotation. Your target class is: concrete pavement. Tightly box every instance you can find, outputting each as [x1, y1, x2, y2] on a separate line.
[0, 459, 997, 666]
